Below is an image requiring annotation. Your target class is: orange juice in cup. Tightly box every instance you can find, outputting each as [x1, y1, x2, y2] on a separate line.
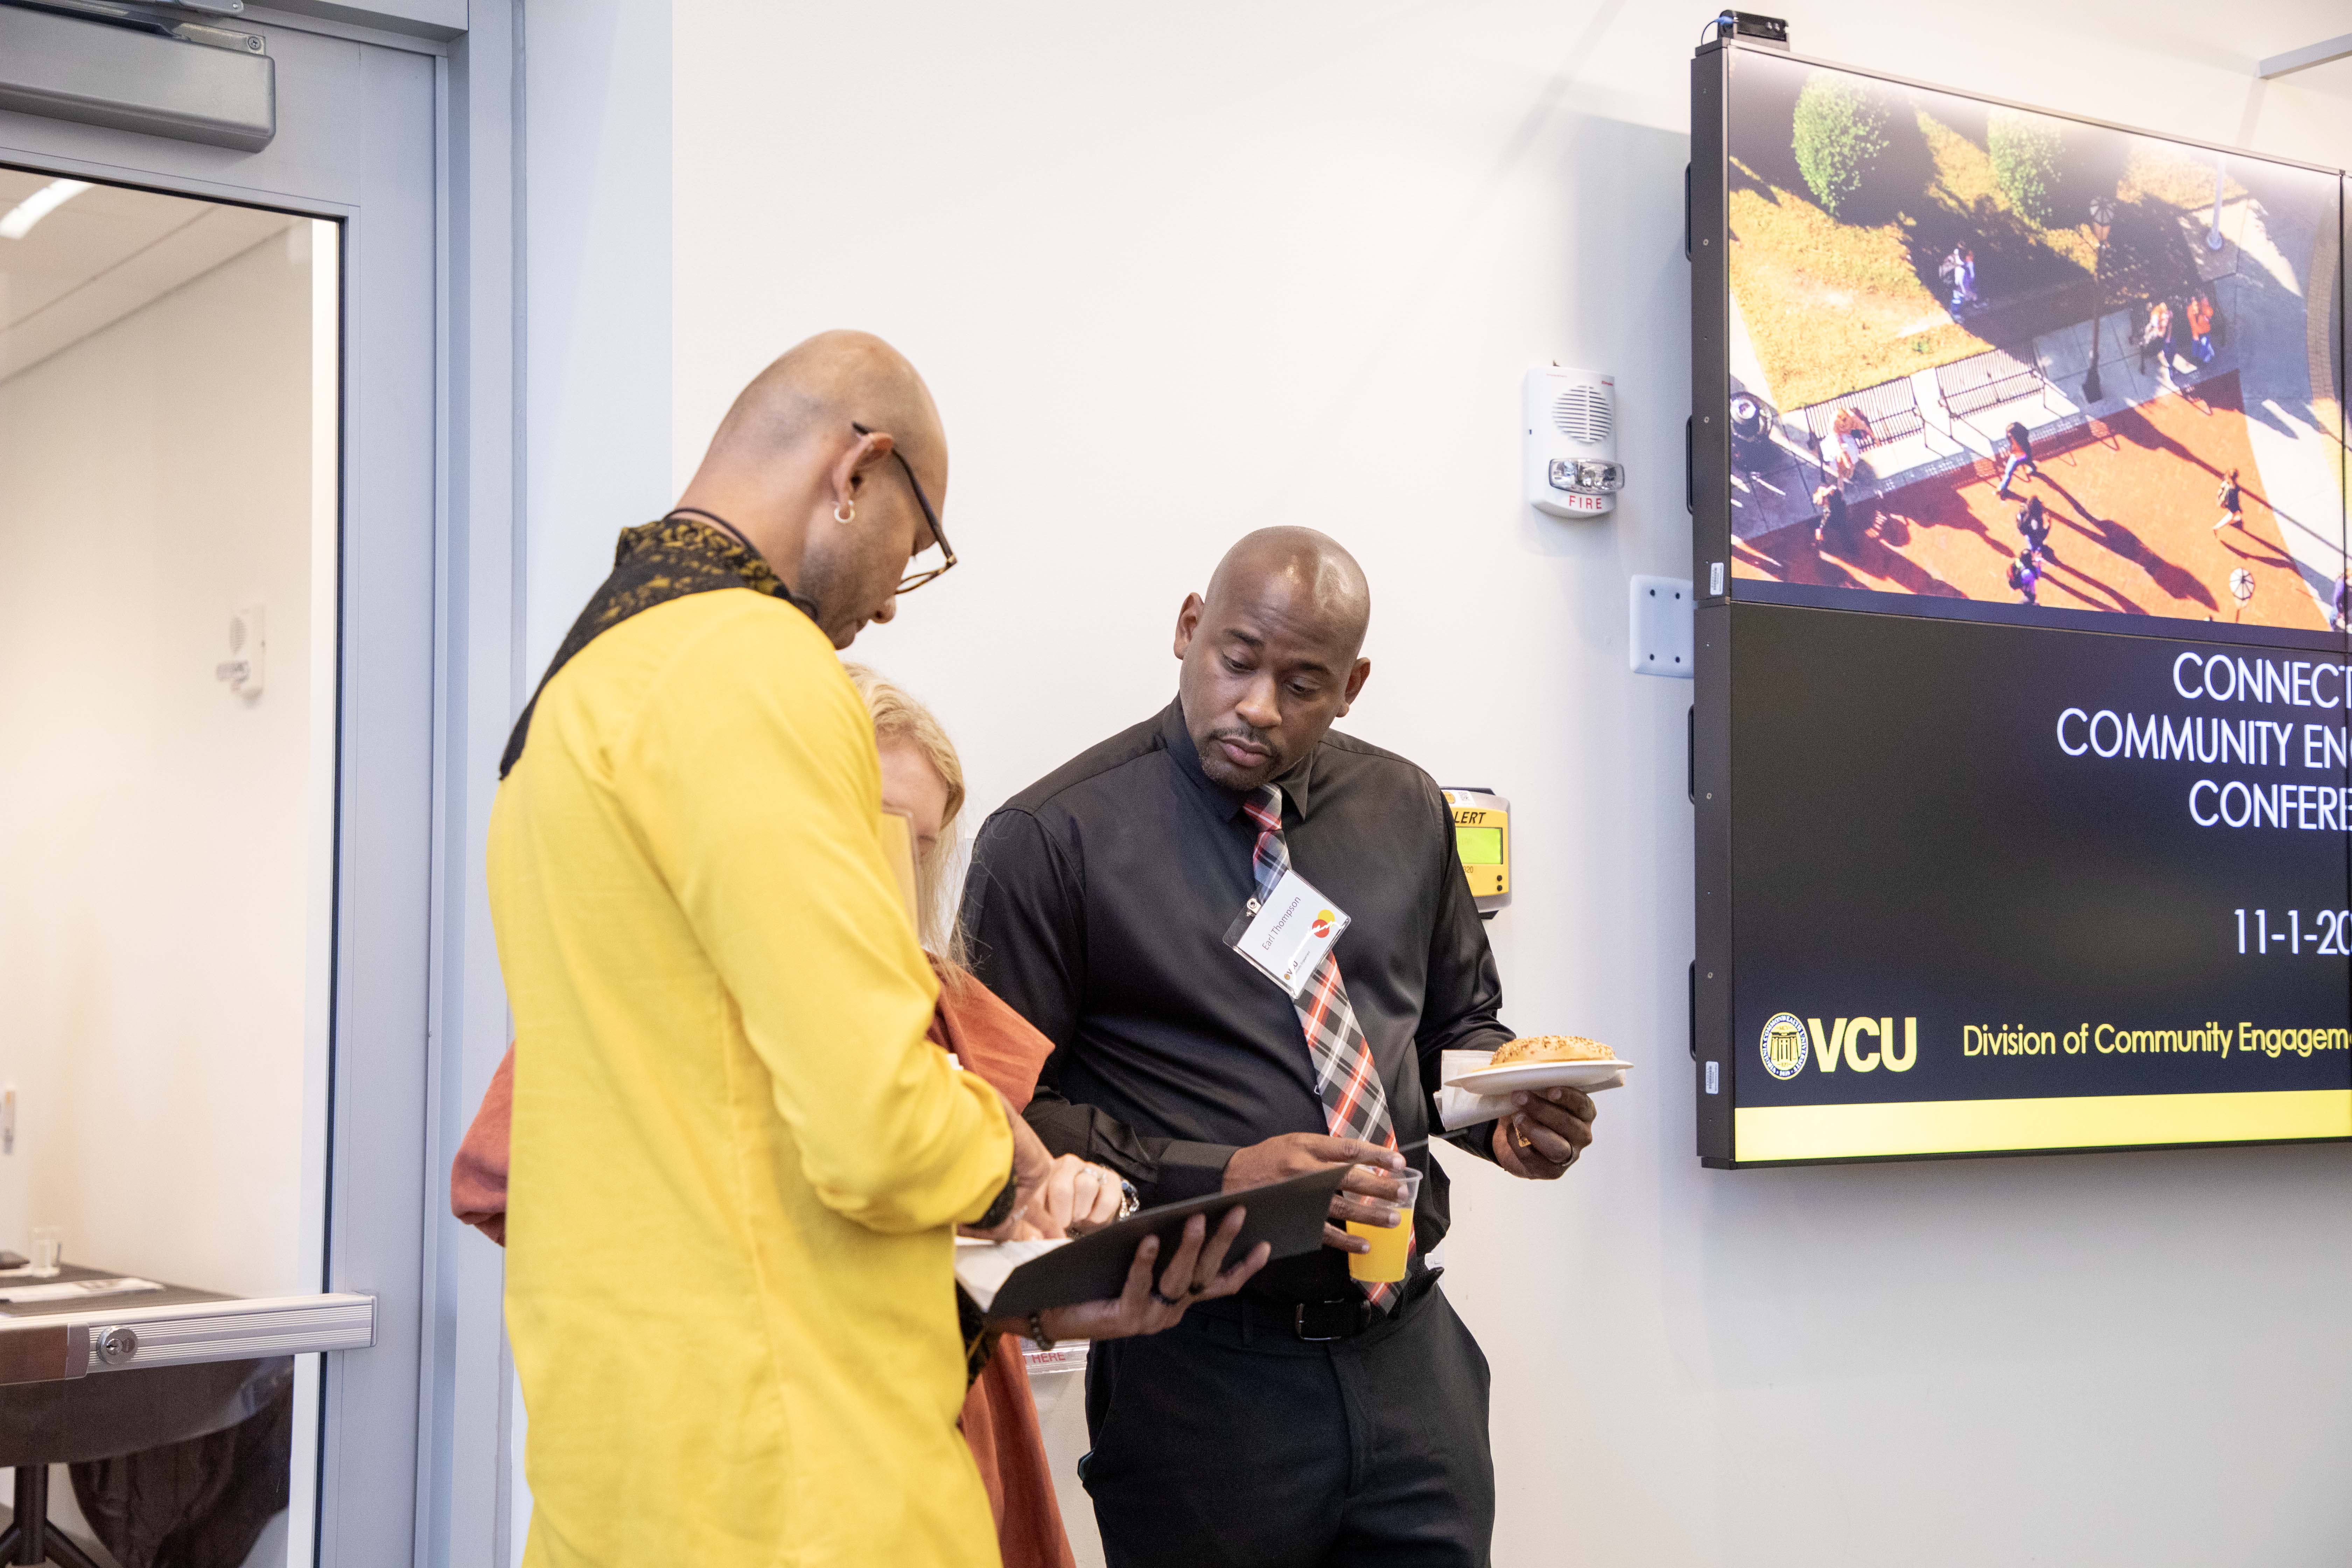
[1346, 1166, 1422, 1283]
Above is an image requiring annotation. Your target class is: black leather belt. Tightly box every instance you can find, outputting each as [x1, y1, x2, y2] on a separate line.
[1185, 1292, 1377, 1343]
[1187, 1271, 1436, 1346]
[1291, 1297, 1373, 1341]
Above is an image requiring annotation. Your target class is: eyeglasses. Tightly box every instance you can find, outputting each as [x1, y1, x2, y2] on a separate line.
[852, 421, 957, 593]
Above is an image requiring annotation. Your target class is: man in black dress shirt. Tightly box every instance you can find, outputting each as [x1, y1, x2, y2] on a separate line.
[963, 527, 1595, 1567]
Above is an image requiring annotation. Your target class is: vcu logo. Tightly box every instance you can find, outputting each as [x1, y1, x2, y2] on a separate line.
[1758, 1013, 1920, 1078]
[1759, 1013, 1809, 1079]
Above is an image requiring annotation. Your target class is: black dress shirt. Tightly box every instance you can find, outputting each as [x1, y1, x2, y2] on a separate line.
[962, 699, 1511, 1302]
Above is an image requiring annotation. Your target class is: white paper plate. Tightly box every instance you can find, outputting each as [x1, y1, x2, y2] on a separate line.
[1443, 1058, 1633, 1094]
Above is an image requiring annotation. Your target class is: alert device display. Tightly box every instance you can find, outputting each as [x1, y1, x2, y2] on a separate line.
[1443, 788, 1511, 917]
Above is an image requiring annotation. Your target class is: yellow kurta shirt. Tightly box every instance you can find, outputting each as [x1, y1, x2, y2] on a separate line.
[489, 587, 1012, 1568]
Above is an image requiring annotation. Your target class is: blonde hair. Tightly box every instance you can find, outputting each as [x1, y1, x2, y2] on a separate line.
[841, 663, 970, 978]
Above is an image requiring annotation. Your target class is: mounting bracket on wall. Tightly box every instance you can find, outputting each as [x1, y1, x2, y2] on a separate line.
[1629, 576, 1694, 679]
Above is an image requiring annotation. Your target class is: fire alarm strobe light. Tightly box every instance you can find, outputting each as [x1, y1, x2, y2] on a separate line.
[1524, 365, 1624, 518]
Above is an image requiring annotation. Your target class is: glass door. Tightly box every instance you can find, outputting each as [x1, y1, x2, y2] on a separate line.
[0, 165, 364, 1568]
[0, 13, 449, 1567]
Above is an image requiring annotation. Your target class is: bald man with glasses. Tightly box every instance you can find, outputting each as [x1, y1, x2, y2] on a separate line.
[492, 330, 1038, 1568]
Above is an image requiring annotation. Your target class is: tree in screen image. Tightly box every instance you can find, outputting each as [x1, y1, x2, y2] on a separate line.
[1792, 73, 1889, 220]
[1988, 110, 2063, 227]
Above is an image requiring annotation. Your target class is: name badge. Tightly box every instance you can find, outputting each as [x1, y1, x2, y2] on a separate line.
[1225, 867, 1351, 998]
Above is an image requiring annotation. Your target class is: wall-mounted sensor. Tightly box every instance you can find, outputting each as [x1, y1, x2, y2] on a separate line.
[1710, 11, 1790, 49]
[1524, 365, 1623, 518]
[215, 604, 265, 700]
[1442, 788, 1511, 918]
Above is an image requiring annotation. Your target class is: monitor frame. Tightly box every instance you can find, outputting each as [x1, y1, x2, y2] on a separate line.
[1688, 38, 2350, 1168]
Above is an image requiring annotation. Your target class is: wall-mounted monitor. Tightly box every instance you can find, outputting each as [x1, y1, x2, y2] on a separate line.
[1688, 38, 2350, 1166]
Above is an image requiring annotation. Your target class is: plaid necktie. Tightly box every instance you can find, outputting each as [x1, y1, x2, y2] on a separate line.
[1241, 784, 1407, 1306]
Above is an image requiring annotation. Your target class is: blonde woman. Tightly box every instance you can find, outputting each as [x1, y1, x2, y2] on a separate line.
[846, 664, 1144, 1567]
[457, 665, 1266, 1568]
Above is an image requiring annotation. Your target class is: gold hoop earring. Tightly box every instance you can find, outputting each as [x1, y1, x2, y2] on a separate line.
[834, 502, 855, 524]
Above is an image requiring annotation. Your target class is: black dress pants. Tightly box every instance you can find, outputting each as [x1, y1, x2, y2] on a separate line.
[1079, 1272, 1494, 1568]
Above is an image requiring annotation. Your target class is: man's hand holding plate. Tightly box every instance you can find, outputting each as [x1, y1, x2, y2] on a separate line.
[1491, 1086, 1594, 1180]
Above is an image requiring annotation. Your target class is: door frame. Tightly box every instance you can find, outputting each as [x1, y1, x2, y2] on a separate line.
[0, 6, 522, 1566]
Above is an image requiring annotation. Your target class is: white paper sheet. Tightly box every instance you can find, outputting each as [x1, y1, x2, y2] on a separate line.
[0, 1276, 164, 1305]
[951, 1238, 1067, 1313]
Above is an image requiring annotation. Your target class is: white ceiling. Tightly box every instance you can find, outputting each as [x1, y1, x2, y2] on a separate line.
[0, 167, 299, 386]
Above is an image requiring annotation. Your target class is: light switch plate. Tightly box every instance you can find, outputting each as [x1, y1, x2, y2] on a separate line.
[1630, 574, 1695, 679]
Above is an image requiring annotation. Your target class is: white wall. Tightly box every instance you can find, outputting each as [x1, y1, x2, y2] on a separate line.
[526, 5, 2352, 1563]
[523, 0, 672, 680]
[0, 227, 320, 1301]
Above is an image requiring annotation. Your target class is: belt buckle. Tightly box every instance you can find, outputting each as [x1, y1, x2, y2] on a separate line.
[1293, 1299, 1358, 1342]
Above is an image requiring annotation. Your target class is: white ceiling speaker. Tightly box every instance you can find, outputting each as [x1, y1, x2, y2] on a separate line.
[1524, 364, 1623, 518]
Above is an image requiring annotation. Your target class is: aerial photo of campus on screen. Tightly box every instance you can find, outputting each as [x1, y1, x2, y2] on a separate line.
[1723, 51, 2346, 634]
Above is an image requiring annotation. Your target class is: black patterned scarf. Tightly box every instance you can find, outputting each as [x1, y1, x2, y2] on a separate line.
[499, 511, 821, 778]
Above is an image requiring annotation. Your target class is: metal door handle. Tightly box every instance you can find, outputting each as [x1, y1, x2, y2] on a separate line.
[78, 1293, 374, 1372]
[0, 1294, 374, 1381]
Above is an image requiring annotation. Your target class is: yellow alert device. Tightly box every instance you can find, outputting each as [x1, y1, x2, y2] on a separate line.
[1442, 788, 1510, 918]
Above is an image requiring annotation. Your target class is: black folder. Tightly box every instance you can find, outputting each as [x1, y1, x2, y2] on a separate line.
[982, 1164, 1349, 1320]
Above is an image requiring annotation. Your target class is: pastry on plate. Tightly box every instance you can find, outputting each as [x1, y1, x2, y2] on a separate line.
[1487, 1034, 1615, 1066]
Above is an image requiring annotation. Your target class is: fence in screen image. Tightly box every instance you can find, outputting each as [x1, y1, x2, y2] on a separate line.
[1718, 50, 2346, 636]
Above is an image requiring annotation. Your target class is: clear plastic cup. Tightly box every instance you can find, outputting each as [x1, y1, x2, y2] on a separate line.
[28, 1227, 62, 1276]
[1345, 1166, 1422, 1284]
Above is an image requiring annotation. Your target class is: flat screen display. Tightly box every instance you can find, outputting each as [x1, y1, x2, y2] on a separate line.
[1689, 42, 2349, 1166]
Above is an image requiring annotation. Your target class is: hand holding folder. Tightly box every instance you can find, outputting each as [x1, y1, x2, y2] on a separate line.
[956, 1165, 1351, 1335]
